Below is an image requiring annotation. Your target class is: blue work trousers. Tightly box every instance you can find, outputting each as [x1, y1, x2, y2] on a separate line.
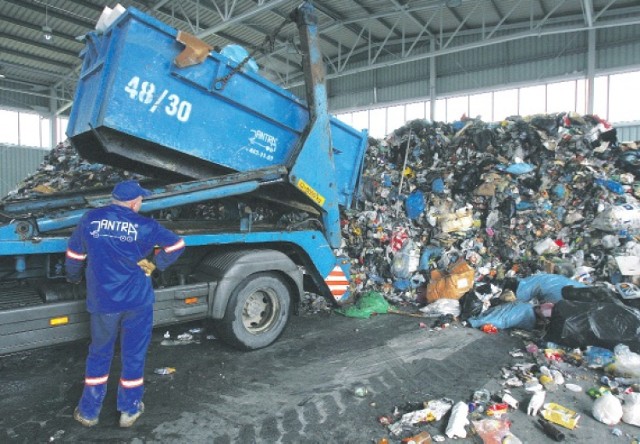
[78, 304, 153, 419]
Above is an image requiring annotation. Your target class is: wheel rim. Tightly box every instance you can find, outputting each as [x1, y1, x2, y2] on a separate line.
[242, 288, 280, 334]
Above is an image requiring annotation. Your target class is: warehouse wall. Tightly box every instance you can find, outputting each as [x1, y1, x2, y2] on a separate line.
[0, 144, 48, 198]
[326, 24, 640, 112]
[617, 123, 640, 143]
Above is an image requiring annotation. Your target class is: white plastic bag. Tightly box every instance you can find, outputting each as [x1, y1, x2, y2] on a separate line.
[419, 298, 461, 317]
[592, 392, 623, 425]
[622, 392, 640, 426]
[613, 344, 640, 377]
[445, 401, 469, 438]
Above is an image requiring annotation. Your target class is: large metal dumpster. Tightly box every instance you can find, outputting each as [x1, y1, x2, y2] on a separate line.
[66, 7, 367, 209]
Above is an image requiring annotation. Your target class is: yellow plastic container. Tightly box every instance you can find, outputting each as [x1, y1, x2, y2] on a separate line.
[541, 402, 581, 430]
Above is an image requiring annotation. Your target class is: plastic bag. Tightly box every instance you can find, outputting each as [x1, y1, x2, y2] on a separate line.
[622, 392, 640, 426]
[516, 273, 587, 303]
[592, 392, 623, 425]
[468, 302, 536, 330]
[405, 190, 425, 220]
[504, 163, 535, 175]
[391, 240, 420, 279]
[459, 290, 486, 321]
[418, 246, 443, 271]
[400, 399, 452, 425]
[561, 285, 616, 303]
[584, 346, 614, 368]
[426, 259, 475, 303]
[419, 298, 461, 318]
[471, 418, 511, 444]
[592, 202, 640, 233]
[335, 291, 389, 319]
[612, 344, 640, 377]
[446, 401, 469, 438]
[546, 300, 640, 352]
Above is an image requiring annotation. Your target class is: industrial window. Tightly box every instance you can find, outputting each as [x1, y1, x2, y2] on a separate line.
[519, 85, 545, 117]
[368, 108, 385, 138]
[547, 81, 576, 114]
[19, 113, 40, 147]
[608, 71, 640, 123]
[493, 89, 518, 121]
[0, 110, 19, 144]
[405, 102, 425, 121]
[446, 96, 468, 122]
[386, 105, 405, 136]
[469, 92, 492, 122]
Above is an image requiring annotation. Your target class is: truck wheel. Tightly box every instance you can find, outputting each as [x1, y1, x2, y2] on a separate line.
[217, 272, 291, 350]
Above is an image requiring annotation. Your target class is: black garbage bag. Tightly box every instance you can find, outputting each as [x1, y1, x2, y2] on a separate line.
[617, 150, 640, 176]
[561, 286, 617, 303]
[500, 197, 516, 220]
[460, 288, 486, 321]
[453, 164, 481, 196]
[546, 300, 640, 352]
[472, 129, 494, 151]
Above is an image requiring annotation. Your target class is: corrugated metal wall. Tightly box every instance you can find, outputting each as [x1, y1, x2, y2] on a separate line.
[0, 145, 48, 198]
[617, 124, 640, 142]
[0, 88, 49, 111]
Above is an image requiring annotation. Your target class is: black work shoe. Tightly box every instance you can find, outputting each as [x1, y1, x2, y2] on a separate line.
[74, 407, 99, 427]
[119, 402, 145, 428]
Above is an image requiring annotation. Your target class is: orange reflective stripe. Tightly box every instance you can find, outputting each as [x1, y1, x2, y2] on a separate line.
[164, 239, 185, 253]
[85, 375, 108, 385]
[120, 377, 144, 388]
[66, 249, 87, 260]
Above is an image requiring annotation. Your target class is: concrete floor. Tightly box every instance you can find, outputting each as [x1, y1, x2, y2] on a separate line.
[0, 310, 638, 443]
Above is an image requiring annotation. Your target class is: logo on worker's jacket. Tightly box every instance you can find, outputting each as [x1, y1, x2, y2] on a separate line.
[89, 219, 139, 242]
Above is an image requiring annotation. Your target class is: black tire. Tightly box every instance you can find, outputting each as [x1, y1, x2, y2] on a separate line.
[216, 272, 291, 350]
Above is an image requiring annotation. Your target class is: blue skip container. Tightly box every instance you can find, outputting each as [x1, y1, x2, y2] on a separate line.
[67, 7, 367, 208]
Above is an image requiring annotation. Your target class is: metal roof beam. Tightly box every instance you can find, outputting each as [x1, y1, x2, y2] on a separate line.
[0, 32, 78, 58]
[0, 46, 71, 69]
[582, 0, 594, 27]
[194, 0, 289, 39]
[3, 0, 94, 28]
[0, 14, 82, 46]
[594, 0, 620, 22]
[288, 14, 640, 87]
[444, 1, 481, 49]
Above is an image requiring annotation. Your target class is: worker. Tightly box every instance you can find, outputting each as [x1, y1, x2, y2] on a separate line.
[65, 180, 185, 428]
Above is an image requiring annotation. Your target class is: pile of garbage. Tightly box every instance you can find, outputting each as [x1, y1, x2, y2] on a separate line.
[2, 141, 144, 199]
[338, 111, 640, 351]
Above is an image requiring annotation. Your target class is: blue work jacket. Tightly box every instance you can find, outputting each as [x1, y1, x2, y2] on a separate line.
[65, 204, 185, 313]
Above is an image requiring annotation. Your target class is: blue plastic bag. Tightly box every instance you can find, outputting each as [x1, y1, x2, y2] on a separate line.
[419, 246, 443, 271]
[432, 178, 445, 193]
[504, 163, 535, 175]
[405, 190, 425, 219]
[468, 302, 536, 330]
[516, 274, 587, 303]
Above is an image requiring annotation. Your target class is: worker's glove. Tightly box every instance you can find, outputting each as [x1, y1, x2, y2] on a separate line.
[137, 259, 156, 277]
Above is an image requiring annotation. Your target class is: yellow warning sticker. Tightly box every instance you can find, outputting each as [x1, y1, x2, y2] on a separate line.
[297, 178, 325, 206]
